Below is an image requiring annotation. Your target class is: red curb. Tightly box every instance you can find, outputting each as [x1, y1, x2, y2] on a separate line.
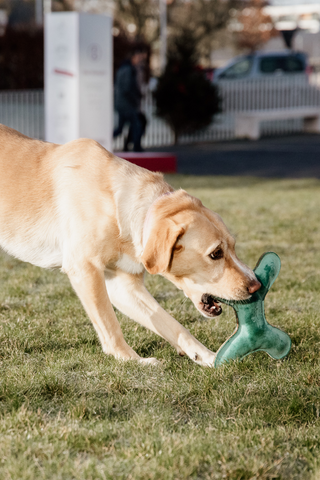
[116, 152, 177, 173]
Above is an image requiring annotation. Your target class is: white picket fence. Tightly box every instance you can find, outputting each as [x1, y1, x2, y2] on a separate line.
[0, 90, 44, 140]
[0, 73, 320, 148]
[132, 72, 320, 148]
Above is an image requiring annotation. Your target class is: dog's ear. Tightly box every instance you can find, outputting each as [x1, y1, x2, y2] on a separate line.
[141, 220, 185, 275]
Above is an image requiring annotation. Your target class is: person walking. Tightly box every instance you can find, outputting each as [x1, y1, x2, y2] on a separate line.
[113, 48, 145, 152]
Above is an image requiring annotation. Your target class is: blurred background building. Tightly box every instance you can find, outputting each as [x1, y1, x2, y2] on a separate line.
[0, 0, 319, 88]
[212, 0, 320, 68]
[0, 0, 319, 149]
[265, 0, 320, 68]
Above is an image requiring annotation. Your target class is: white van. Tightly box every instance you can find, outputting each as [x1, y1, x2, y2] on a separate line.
[213, 51, 310, 82]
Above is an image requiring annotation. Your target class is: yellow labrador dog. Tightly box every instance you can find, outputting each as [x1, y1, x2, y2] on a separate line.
[0, 125, 261, 366]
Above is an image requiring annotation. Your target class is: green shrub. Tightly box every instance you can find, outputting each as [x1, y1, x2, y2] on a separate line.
[154, 29, 221, 143]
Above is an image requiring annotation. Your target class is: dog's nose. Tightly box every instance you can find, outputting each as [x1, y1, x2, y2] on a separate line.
[248, 279, 261, 294]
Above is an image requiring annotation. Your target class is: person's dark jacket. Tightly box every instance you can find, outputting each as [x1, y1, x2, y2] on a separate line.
[114, 60, 142, 115]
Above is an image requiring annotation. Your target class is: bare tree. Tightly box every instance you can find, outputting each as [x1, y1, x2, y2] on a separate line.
[235, 0, 278, 52]
[73, 0, 235, 62]
[66, 0, 158, 43]
[42, 0, 236, 66]
[52, 0, 73, 11]
[168, 0, 237, 63]
[73, 0, 114, 14]
[114, 0, 158, 42]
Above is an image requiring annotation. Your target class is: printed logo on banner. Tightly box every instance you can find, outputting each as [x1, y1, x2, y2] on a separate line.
[87, 44, 102, 62]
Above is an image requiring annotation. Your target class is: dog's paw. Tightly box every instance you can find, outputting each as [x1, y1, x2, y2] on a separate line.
[138, 357, 160, 366]
[192, 351, 216, 367]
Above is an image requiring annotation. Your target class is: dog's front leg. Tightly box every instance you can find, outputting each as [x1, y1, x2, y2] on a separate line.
[65, 261, 157, 364]
[106, 270, 216, 367]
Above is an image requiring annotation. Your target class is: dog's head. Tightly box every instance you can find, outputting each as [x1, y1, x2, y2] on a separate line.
[141, 190, 260, 318]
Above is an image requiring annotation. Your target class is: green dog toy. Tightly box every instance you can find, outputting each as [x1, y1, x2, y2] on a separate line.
[214, 252, 291, 367]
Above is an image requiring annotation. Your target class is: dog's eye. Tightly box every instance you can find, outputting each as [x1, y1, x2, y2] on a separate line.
[209, 247, 223, 260]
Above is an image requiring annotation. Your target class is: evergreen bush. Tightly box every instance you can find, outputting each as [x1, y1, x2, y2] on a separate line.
[154, 29, 221, 144]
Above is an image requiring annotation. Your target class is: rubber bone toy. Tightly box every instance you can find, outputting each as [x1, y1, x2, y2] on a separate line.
[214, 252, 291, 367]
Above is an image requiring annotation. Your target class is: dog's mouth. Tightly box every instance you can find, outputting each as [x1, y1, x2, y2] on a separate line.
[199, 294, 222, 317]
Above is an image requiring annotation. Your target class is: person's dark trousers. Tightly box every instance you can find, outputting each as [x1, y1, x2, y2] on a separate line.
[113, 111, 143, 152]
[113, 112, 126, 138]
[124, 112, 147, 152]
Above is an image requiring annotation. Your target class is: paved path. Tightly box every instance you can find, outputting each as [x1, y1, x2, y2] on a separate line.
[153, 134, 320, 177]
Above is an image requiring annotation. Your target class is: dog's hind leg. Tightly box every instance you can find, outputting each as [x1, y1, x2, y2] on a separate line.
[65, 260, 158, 365]
[105, 269, 216, 367]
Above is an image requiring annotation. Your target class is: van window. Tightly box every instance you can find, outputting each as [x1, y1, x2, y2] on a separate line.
[284, 56, 304, 72]
[259, 56, 304, 74]
[219, 58, 253, 79]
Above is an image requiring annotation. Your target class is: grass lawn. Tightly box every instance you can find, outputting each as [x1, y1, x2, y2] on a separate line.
[0, 175, 320, 479]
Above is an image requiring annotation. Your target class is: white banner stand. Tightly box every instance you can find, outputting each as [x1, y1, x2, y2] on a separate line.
[45, 12, 113, 151]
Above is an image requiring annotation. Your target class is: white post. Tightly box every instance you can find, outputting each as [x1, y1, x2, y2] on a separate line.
[35, 0, 43, 25]
[45, 12, 113, 151]
[159, 0, 167, 72]
[43, 0, 52, 15]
